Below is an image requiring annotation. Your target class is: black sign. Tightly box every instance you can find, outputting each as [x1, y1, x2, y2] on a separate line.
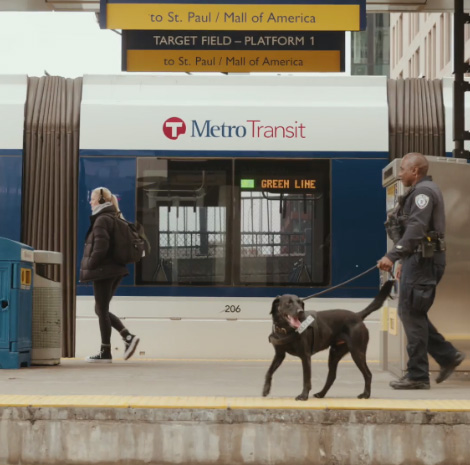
[123, 29, 345, 51]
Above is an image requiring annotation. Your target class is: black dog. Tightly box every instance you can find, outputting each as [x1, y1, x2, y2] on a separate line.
[262, 280, 394, 400]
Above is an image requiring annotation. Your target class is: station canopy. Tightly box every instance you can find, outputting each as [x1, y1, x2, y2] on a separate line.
[2, 0, 470, 13]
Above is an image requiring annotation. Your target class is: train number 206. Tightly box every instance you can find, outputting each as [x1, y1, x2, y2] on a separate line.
[224, 305, 241, 313]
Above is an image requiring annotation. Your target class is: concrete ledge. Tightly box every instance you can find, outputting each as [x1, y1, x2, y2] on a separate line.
[1, 404, 470, 465]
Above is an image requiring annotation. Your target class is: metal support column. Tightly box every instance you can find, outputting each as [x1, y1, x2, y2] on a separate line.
[453, 0, 470, 158]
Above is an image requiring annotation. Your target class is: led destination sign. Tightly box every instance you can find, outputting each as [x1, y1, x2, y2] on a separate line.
[241, 177, 319, 192]
[101, 0, 366, 32]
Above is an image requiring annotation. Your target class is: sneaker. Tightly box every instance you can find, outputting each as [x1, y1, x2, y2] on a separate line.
[85, 350, 112, 363]
[123, 334, 140, 361]
[389, 377, 430, 390]
[436, 352, 465, 384]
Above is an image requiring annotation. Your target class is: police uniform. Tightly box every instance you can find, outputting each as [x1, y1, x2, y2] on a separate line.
[386, 176, 457, 381]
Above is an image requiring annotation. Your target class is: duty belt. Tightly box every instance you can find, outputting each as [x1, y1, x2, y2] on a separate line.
[415, 242, 440, 253]
[414, 238, 446, 255]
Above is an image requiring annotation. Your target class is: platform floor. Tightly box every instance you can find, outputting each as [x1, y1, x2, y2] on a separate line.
[1, 357, 470, 409]
[2, 358, 470, 465]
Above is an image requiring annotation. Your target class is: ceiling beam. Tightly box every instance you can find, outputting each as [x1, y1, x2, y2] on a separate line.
[0, 0, 99, 11]
[2, 0, 470, 13]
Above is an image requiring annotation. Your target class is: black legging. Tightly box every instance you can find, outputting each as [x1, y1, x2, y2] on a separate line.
[93, 276, 125, 345]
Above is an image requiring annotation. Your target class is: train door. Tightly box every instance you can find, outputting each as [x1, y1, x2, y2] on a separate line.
[135, 157, 330, 289]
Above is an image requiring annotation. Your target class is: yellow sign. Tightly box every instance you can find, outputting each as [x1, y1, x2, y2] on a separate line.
[127, 49, 341, 72]
[388, 307, 398, 336]
[108, 4, 360, 31]
[381, 306, 389, 331]
[386, 183, 397, 212]
[21, 268, 31, 287]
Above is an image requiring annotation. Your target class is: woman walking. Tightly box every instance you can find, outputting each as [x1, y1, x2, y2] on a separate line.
[79, 187, 140, 362]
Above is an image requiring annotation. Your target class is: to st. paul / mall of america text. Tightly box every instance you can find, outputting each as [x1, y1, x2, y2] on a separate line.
[150, 12, 316, 24]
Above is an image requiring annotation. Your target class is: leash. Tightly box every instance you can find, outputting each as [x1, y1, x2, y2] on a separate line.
[302, 265, 394, 301]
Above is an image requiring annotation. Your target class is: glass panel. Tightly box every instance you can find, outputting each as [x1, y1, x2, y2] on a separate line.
[236, 160, 330, 286]
[351, 30, 368, 65]
[351, 13, 390, 76]
[376, 30, 390, 64]
[136, 159, 231, 285]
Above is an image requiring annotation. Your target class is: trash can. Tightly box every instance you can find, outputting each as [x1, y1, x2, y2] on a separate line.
[32, 250, 62, 366]
[0, 237, 34, 369]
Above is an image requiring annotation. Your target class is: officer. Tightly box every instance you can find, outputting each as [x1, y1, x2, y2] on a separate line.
[377, 152, 464, 389]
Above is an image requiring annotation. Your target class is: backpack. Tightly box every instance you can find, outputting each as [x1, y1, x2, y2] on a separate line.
[112, 215, 146, 265]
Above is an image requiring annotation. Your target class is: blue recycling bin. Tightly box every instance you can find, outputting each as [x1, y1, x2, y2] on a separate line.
[0, 237, 34, 369]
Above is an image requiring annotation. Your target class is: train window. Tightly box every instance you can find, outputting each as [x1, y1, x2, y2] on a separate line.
[235, 160, 330, 286]
[136, 159, 232, 285]
[136, 158, 330, 287]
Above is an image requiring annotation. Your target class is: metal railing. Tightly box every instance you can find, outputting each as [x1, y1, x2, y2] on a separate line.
[159, 231, 306, 259]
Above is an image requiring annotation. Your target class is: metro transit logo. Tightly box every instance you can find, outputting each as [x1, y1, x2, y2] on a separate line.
[163, 117, 186, 140]
[162, 116, 306, 140]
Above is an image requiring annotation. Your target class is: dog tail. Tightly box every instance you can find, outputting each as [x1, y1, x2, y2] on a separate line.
[357, 280, 395, 320]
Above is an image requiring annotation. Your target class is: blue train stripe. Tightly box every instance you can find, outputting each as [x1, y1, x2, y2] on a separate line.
[76, 284, 382, 298]
[0, 149, 22, 155]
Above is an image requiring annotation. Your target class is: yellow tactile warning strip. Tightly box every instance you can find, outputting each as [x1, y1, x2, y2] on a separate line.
[0, 395, 470, 412]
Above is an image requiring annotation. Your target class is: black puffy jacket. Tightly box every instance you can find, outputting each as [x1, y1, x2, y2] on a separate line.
[79, 205, 129, 283]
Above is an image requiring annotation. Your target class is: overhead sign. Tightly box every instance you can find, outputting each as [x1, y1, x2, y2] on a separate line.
[100, 0, 366, 31]
[122, 30, 345, 72]
[123, 30, 344, 50]
[125, 50, 341, 72]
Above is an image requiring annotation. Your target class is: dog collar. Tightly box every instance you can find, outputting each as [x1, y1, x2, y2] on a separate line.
[269, 323, 301, 346]
[269, 331, 299, 346]
[273, 324, 289, 334]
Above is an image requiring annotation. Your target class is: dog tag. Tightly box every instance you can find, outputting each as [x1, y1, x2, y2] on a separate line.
[296, 315, 314, 334]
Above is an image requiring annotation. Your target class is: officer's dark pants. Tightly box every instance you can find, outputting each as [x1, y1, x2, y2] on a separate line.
[399, 251, 457, 381]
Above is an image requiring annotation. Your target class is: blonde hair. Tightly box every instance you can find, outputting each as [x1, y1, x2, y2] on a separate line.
[92, 187, 124, 218]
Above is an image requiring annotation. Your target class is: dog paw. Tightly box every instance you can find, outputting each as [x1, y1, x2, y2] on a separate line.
[295, 394, 309, 401]
[357, 392, 370, 399]
[313, 392, 325, 398]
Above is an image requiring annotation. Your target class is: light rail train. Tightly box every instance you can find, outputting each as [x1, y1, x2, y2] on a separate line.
[0, 74, 463, 359]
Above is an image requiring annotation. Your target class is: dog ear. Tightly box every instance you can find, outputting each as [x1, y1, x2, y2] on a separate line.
[270, 296, 280, 315]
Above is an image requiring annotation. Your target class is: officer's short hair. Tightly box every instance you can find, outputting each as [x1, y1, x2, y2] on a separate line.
[405, 152, 428, 176]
